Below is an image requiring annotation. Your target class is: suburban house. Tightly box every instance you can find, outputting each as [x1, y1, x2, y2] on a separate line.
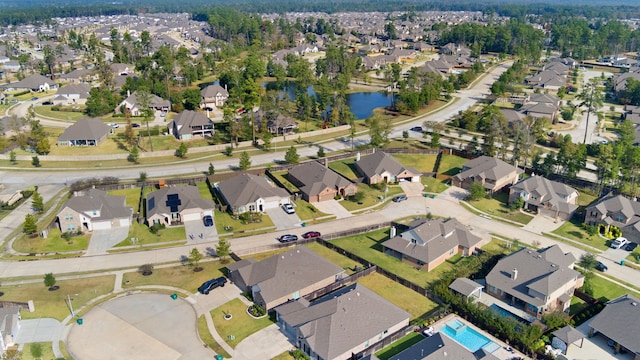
[58, 68, 98, 84]
[167, 110, 214, 140]
[200, 84, 229, 109]
[226, 247, 344, 310]
[485, 245, 584, 319]
[6, 74, 57, 92]
[57, 118, 112, 146]
[382, 218, 486, 271]
[385, 331, 499, 360]
[585, 194, 640, 243]
[451, 156, 523, 193]
[110, 63, 135, 76]
[0, 307, 21, 354]
[508, 176, 579, 220]
[116, 91, 170, 116]
[588, 294, 640, 359]
[275, 283, 410, 360]
[354, 151, 421, 184]
[56, 188, 132, 232]
[52, 83, 91, 105]
[215, 173, 291, 214]
[145, 186, 214, 226]
[287, 161, 358, 203]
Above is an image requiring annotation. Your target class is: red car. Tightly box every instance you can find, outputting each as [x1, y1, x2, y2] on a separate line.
[302, 231, 321, 239]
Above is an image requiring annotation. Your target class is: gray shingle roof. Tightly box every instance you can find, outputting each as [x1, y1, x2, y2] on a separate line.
[454, 156, 522, 185]
[201, 84, 228, 98]
[122, 91, 170, 109]
[146, 186, 214, 218]
[58, 118, 111, 142]
[552, 325, 585, 347]
[354, 151, 421, 180]
[511, 176, 578, 214]
[217, 173, 289, 207]
[486, 245, 581, 307]
[9, 74, 57, 90]
[449, 278, 484, 297]
[390, 332, 500, 360]
[591, 194, 640, 223]
[169, 110, 213, 137]
[276, 283, 410, 360]
[288, 161, 353, 197]
[63, 188, 132, 221]
[589, 294, 640, 355]
[56, 83, 91, 97]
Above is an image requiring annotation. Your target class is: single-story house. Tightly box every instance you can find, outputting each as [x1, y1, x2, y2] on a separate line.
[146, 186, 214, 226]
[588, 294, 640, 359]
[52, 83, 91, 105]
[585, 194, 640, 244]
[354, 151, 421, 184]
[287, 161, 358, 203]
[57, 118, 112, 146]
[509, 176, 579, 220]
[451, 156, 523, 193]
[200, 84, 229, 109]
[0, 307, 21, 354]
[115, 91, 170, 116]
[215, 173, 291, 214]
[275, 283, 410, 360]
[56, 188, 132, 232]
[382, 218, 486, 271]
[6, 74, 57, 92]
[226, 247, 344, 310]
[485, 245, 584, 319]
[167, 110, 214, 140]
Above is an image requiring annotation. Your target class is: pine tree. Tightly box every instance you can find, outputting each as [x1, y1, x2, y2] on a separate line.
[23, 214, 37, 235]
[31, 190, 44, 213]
[128, 146, 139, 163]
[208, 162, 215, 176]
[285, 145, 300, 164]
[216, 238, 231, 263]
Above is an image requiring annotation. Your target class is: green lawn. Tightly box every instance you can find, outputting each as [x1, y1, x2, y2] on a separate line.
[211, 298, 274, 348]
[392, 154, 438, 172]
[467, 193, 535, 225]
[328, 158, 359, 180]
[359, 272, 439, 319]
[196, 181, 214, 200]
[577, 190, 598, 207]
[305, 242, 362, 275]
[122, 260, 230, 293]
[375, 332, 424, 360]
[13, 228, 90, 253]
[421, 176, 449, 194]
[588, 273, 640, 302]
[20, 342, 56, 360]
[292, 200, 334, 222]
[214, 210, 275, 235]
[552, 218, 609, 251]
[115, 222, 186, 247]
[271, 351, 295, 360]
[34, 105, 85, 121]
[437, 154, 468, 176]
[569, 297, 589, 316]
[198, 315, 232, 358]
[0, 275, 114, 321]
[340, 184, 404, 212]
[270, 171, 300, 193]
[108, 188, 142, 211]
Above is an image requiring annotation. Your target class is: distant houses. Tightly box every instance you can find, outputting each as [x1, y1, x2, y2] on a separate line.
[585, 194, 640, 243]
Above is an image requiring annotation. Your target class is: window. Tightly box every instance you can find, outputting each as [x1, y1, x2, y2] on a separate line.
[66, 224, 75, 231]
[615, 215, 625, 222]
[590, 211, 597, 217]
[449, 248, 454, 255]
[292, 291, 300, 300]
[531, 194, 538, 200]
[92, 211, 97, 216]
[364, 340, 369, 347]
[65, 215, 73, 221]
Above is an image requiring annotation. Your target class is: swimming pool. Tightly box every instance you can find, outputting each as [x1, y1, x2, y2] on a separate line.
[441, 319, 498, 353]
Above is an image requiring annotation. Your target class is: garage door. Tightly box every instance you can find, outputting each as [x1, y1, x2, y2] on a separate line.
[182, 213, 201, 221]
[119, 218, 131, 227]
[92, 221, 111, 230]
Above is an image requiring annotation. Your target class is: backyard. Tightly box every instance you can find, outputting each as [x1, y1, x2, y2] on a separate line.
[391, 154, 437, 172]
[375, 332, 424, 360]
[465, 192, 535, 225]
[359, 272, 439, 319]
[305, 242, 362, 275]
[211, 298, 274, 348]
[436, 154, 468, 178]
[327, 157, 359, 180]
[122, 259, 230, 293]
[108, 187, 143, 211]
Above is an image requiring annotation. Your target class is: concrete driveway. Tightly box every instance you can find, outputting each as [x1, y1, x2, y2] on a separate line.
[67, 293, 214, 360]
[602, 247, 630, 264]
[185, 219, 218, 243]
[265, 207, 302, 230]
[521, 214, 562, 234]
[313, 200, 352, 219]
[15, 318, 63, 344]
[86, 226, 130, 255]
[234, 324, 293, 360]
[399, 181, 424, 197]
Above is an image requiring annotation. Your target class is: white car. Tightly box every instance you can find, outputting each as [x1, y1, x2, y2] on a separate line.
[107, 123, 120, 128]
[610, 237, 628, 249]
[282, 203, 295, 214]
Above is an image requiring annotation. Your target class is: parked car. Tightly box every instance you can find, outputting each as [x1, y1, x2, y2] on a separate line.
[131, 123, 141, 128]
[282, 203, 295, 214]
[624, 242, 638, 251]
[31, 97, 39, 101]
[595, 262, 608, 272]
[198, 277, 227, 295]
[278, 234, 298, 243]
[610, 237, 628, 249]
[107, 123, 119, 128]
[203, 215, 213, 227]
[302, 231, 321, 239]
[410, 126, 423, 132]
[392, 195, 408, 202]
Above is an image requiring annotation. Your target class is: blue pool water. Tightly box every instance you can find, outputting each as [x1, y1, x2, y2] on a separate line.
[441, 320, 497, 352]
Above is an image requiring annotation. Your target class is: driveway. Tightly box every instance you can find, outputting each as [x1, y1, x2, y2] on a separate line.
[86, 226, 130, 255]
[184, 219, 218, 243]
[437, 186, 469, 203]
[265, 207, 302, 230]
[67, 293, 214, 360]
[234, 324, 293, 360]
[191, 281, 245, 316]
[313, 200, 352, 219]
[521, 214, 562, 234]
[399, 181, 424, 197]
[15, 318, 63, 344]
[602, 247, 630, 264]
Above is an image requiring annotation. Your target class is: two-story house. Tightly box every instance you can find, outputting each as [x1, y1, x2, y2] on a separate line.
[452, 156, 523, 193]
[167, 110, 214, 140]
[509, 176, 579, 220]
[56, 188, 132, 232]
[200, 84, 229, 110]
[585, 194, 640, 243]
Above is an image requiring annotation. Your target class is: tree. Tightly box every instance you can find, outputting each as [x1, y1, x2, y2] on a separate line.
[317, 147, 325, 158]
[86, 87, 120, 117]
[128, 146, 139, 163]
[216, 238, 231, 263]
[9, 151, 16, 163]
[44, 273, 56, 288]
[31, 190, 44, 213]
[124, 118, 136, 146]
[138, 264, 154, 276]
[138, 172, 147, 183]
[468, 182, 486, 201]
[188, 248, 203, 271]
[239, 151, 251, 170]
[35, 137, 50, 155]
[175, 142, 188, 158]
[261, 130, 272, 152]
[541, 311, 571, 332]
[24, 214, 37, 235]
[285, 145, 300, 164]
[208, 162, 215, 176]
[578, 253, 598, 270]
[577, 78, 604, 143]
[182, 88, 202, 110]
[31, 155, 40, 167]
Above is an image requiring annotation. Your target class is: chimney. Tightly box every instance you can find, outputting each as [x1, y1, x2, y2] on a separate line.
[512, 268, 518, 280]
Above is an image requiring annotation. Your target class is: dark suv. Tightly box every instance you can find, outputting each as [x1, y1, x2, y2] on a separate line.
[198, 277, 227, 295]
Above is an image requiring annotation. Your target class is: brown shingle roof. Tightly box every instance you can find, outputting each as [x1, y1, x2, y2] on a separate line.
[57, 118, 111, 142]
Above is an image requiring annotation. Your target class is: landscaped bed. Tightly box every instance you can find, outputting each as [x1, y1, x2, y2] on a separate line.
[211, 298, 274, 348]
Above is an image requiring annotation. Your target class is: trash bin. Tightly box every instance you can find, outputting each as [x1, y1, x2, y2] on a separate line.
[301, 222, 306, 227]
[621, 259, 625, 266]
[215, 355, 223, 360]
[170, 293, 178, 300]
[76, 318, 83, 325]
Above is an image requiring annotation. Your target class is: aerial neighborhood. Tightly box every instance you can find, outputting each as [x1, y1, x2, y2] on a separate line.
[2, 1, 640, 360]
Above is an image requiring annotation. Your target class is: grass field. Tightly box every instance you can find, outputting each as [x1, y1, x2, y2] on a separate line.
[292, 200, 334, 222]
[115, 222, 186, 247]
[421, 176, 449, 193]
[211, 298, 274, 348]
[34, 105, 85, 121]
[589, 273, 640, 302]
[122, 260, 230, 293]
[270, 171, 300, 193]
[328, 157, 359, 180]
[196, 181, 214, 200]
[552, 218, 609, 251]
[437, 154, 468, 176]
[108, 187, 142, 211]
[467, 193, 535, 225]
[359, 272, 439, 319]
[340, 184, 404, 212]
[0, 275, 114, 321]
[392, 154, 438, 172]
[214, 210, 275, 235]
[305, 242, 361, 275]
[13, 228, 90, 253]
[20, 342, 56, 360]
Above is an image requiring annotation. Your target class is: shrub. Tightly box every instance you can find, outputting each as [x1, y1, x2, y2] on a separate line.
[149, 223, 165, 234]
[248, 304, 266, 317]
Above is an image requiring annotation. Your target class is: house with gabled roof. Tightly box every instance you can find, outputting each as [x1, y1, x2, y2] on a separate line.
[275, 283, 410, 360]
[509, 175, 579, 220]
[588, 294, 640, 359]
[168, 110, 214, 140]
[585, 194, 640, 243]
[215, 173, 291, 214]
[5, 74, 57, 92]
[226, 247, 344, 310]
[57, 118, 112, 146]
[451, 156, 523, 193]
[145, 186, 214, 226]
[52, 83, 91, 105]
[386, 331, 499, 360]
[0, 307, 21, 354]
[56, 188, 132, 232]
[485, 245, 584, 319]
[116, 91, 170, 116]
[382, 218, 486, 271]
[288, 161, 358, 203]
[200, 84, 229, 109]
[354, 151, 421, 184]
